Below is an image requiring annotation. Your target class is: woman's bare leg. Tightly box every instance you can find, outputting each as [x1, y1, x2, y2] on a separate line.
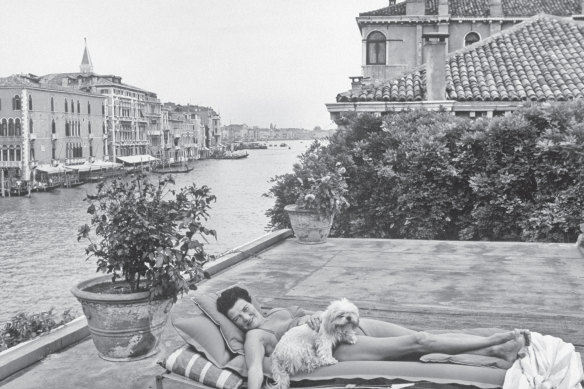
[334, 329, 526, 361]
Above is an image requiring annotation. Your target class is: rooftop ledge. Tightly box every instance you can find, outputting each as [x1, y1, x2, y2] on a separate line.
[1, 232, 583, 388]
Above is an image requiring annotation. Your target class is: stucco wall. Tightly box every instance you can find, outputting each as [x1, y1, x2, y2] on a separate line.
[0, 88, 106, 165]
[360, 19, 527, 79]
[361, 24, 421, 79]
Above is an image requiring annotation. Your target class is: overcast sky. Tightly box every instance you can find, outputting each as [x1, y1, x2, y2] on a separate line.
[0, 0, 391, 129]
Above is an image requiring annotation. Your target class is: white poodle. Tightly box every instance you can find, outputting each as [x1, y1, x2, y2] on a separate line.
[268, 298, 360, 389]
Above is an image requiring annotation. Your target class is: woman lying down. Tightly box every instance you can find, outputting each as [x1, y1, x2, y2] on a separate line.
[216, 286, 531, 389]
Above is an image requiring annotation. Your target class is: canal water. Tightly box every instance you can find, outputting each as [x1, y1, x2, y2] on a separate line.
[0, 140, 311, 324]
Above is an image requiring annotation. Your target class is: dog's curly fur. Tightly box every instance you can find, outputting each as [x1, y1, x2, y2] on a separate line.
[268, 298, 360, 389]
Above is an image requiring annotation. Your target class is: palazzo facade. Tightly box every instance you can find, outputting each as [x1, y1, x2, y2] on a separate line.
[0, 74, 106, 181]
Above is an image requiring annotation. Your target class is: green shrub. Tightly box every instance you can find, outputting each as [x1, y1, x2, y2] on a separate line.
[266, 100, 584, 243]
[1, 308, 75, 351]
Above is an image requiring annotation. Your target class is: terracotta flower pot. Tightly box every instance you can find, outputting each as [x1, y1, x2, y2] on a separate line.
[284, 204, 334, 244]
[71, 275, 172, 361]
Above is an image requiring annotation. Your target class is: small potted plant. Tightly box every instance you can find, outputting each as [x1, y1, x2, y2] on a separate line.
[268, 141, 349, 244]
[72, 173, 216, 361]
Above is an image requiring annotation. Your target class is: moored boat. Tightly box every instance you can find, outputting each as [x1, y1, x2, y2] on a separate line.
[33, 181, 62, 193]
[152, 165, 193, 174]
[212, 150, 249, 159]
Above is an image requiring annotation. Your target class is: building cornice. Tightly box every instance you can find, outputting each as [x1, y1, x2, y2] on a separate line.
[326, 100, 529, 114]
[357, 15, 531, 28]
[0, 85, 105, 98]
[326, 100, 456, 113]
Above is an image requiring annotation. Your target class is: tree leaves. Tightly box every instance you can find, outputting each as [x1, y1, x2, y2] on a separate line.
[78, 173, 217, 301]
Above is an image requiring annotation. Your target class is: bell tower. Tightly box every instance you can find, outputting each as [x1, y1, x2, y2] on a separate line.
[80, 38, 93, 74]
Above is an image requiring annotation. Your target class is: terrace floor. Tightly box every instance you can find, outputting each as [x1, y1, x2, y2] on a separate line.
[2, 235, 583, 389]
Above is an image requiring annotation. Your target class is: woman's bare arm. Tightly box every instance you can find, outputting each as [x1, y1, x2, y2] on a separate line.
[244, 331, 267, 389]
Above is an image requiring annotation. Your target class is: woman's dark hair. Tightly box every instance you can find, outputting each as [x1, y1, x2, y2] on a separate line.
[216, 286, 251, 316]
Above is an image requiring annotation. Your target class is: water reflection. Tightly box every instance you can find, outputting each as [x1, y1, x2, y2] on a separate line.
[0, 140, 310, 323]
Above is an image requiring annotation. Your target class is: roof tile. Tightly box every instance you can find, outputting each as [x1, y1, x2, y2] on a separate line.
[360, 0, 581, 17]
[337, 15, 584, 104]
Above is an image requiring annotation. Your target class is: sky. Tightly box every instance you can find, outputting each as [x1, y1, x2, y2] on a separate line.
[0, 0, 392, 130]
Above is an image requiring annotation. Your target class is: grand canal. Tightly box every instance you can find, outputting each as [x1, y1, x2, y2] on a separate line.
[0, 140, 310, 324]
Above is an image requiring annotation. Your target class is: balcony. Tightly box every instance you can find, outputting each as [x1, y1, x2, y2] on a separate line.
[0, 161, 22, 168]
[65, 158, 87, 165]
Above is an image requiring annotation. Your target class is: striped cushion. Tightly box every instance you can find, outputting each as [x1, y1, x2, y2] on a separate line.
[159, 345, 243, 389]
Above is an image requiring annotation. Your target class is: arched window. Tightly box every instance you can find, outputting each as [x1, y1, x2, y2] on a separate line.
[13, 95, 21, 110]
[0, 119, 6, 136]
[28, 95, 33, 110]
[15, 146, 21, 161]
[65, 121, 70, 137]
[1, 146, 6, 161]
[77, 100, 80, 113]
[367, 31, 386, 65]
[65, 99, 68, 113]
[29, 119, 33, 134]
[8, 119, 14, 136]
[465, 32, 481, 46]
[88, 122, 92, 134]
[51, 97, 54, 112]
[71, 100, 74, 113]
[15, 119, 21, 136]
[87, 102, 91, 114]
[0, 98, 2, 110]
[8, 146, 14, 161]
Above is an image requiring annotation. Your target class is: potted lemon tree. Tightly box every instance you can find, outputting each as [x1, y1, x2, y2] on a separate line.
[266, 141, 349, 244]
[73, 173, 216, 361]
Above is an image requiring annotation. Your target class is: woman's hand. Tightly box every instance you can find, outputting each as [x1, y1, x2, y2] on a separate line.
[304, 313, 322, 331]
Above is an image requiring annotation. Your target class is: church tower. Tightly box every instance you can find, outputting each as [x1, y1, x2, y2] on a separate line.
[80, 38, 93, 74]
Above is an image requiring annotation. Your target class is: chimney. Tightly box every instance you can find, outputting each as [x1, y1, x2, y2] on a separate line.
[350, 76, 367, 92]
[423, 32, 449, 101]
[406, 0, 426, 15]
[388, 0, 396, 5]
[573, 0, 584, 21]
[438, 0, 449, 15]
[489, 0, 503, 17]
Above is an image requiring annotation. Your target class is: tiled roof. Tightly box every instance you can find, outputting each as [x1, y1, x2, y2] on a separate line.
[337, 15, 584, 103]
[0, 74, 39, 87]
[0, 74, 99, 96]
[360, 0, 581, 17]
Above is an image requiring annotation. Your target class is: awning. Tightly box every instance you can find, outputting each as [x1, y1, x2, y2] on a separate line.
[67, 161, 123, 172]
[36, 166, 68, 174]
[116, 155, 159, 165]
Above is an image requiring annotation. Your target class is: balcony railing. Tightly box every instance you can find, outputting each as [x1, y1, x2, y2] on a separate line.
[0, 161, 22, 168]
[65, 158, 87, 165]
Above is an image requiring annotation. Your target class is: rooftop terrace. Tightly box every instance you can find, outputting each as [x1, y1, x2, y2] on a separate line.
[1, 230, 583, 388]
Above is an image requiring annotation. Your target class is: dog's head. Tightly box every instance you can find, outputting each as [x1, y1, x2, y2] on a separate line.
[320, 298, 359, 338]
